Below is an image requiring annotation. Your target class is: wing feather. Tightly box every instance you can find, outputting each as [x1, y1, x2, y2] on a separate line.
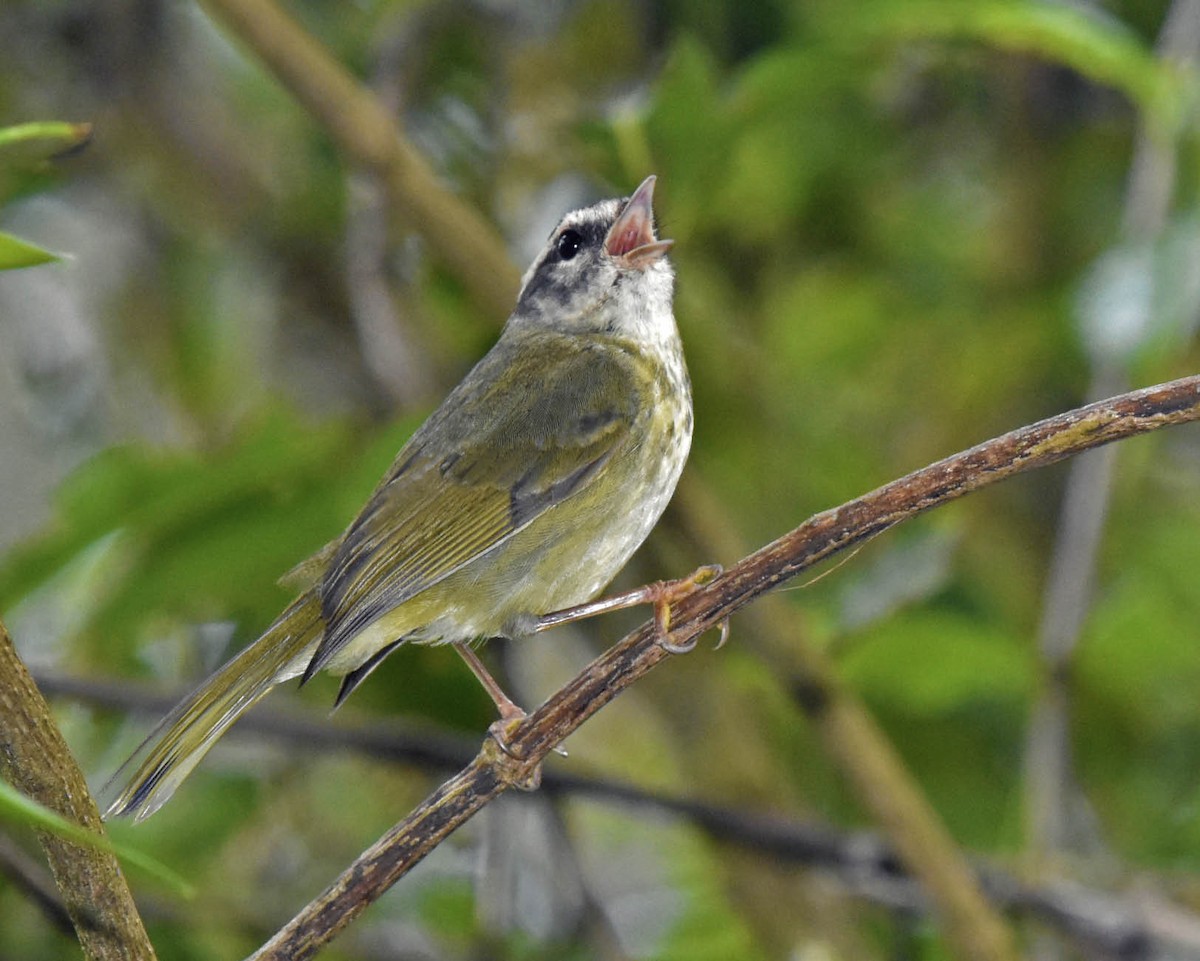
[307, 335, 644, 673]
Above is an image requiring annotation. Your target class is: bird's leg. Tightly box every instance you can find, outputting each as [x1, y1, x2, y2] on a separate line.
[534, 564, 727, 654]
[453, 642, 525, 721]
[454, 643, 570, 768]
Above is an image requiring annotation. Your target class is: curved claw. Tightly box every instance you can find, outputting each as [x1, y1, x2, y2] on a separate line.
[657, 616, 729, 656]
[652, 564, 727, 655]
[487, 718, 527, 760]
[657, 632, 699, 655]
[485, 719, 544, 791]
[486, 719, 567, 760]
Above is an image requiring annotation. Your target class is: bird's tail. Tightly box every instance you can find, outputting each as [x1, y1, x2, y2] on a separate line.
[103, 591, 323, 822]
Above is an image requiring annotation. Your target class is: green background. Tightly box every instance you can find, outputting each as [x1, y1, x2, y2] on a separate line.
[2, 0, 1199, 958]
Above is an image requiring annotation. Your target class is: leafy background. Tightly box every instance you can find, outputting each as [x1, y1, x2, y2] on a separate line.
[2, 0, 1200, 958]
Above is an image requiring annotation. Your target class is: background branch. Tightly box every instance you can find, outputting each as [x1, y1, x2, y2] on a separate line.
[0, 621, 156, 961]
[248, 376, 1200, 961]
[0, 835, 76, 938]
[1025, 8, 1200, 938]
[35, 670, 1200, 959]
[195, 0, 521, 319]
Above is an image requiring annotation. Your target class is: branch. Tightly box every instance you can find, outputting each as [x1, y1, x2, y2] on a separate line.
[195, 0, 521, 320]
[0, 621, 157, 961]
[35, 672, 480, 773]
[248, 376, 1200, 960]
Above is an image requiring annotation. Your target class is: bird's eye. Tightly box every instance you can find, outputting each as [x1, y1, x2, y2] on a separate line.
[556, 229, 582, 261]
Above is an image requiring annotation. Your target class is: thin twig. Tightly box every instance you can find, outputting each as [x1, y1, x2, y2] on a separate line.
[38, 671, 480, 771]
[247, 375, 1200, 961]
[195, 0, 521, 320]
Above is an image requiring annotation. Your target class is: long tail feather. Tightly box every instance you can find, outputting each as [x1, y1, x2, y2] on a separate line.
[103, 592, 323, 822]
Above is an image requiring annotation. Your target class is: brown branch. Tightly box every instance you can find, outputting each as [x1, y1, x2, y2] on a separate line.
[0, 621, 157, 961]
[247, 376, 1200, 961]
[194, 0, 522, 321]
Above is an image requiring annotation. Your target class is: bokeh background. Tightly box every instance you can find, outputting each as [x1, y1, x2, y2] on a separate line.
[3, 0, 1200, 958]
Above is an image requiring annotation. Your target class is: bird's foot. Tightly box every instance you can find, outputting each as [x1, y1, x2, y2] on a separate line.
[485, 715, 544, 791]
[650, 564, 727, 654]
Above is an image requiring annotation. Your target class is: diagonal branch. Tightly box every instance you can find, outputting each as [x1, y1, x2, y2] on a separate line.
[248, 375, 1200, 961]
[195, 0, 522, 320]
[0, 622, 157, 961]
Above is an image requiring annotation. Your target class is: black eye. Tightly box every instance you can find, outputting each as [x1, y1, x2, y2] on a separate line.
[556, 229, 582, 261]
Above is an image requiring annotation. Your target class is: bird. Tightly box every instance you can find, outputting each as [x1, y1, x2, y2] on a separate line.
[104, 175, 694, 822]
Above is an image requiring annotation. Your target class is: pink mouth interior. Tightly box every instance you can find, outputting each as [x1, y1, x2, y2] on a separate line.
[608, 217, 652, 257]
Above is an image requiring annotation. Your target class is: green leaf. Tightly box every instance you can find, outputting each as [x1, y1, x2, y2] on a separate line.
[840, 609, 1033, 716]
[0, 778, 193, 897]
[645, 37, 727, 237]
[856, 0, 1186, 133]
[0, 121, 93, 161]
[0, 121, 92, 205]
[0, 230, 60, 270]
[0, 410, 423, 679]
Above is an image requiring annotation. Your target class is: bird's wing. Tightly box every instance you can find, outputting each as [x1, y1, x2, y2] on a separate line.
[307, 336, 647, 673]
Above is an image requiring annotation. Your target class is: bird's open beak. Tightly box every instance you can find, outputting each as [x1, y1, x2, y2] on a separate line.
[605, 175, 674, 269]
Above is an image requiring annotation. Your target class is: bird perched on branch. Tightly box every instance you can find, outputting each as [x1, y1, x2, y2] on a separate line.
[106, 175, 695, 821]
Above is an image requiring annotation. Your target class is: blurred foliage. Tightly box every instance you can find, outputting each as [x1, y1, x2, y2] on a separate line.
[0, 229, 59, 270]
[0, 778, 191, 897]
[1, 0, 1200, 959]
[0, 121, 92, 267]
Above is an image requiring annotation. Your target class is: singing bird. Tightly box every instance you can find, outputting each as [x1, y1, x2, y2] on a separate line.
[106, 176, 692, 821]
